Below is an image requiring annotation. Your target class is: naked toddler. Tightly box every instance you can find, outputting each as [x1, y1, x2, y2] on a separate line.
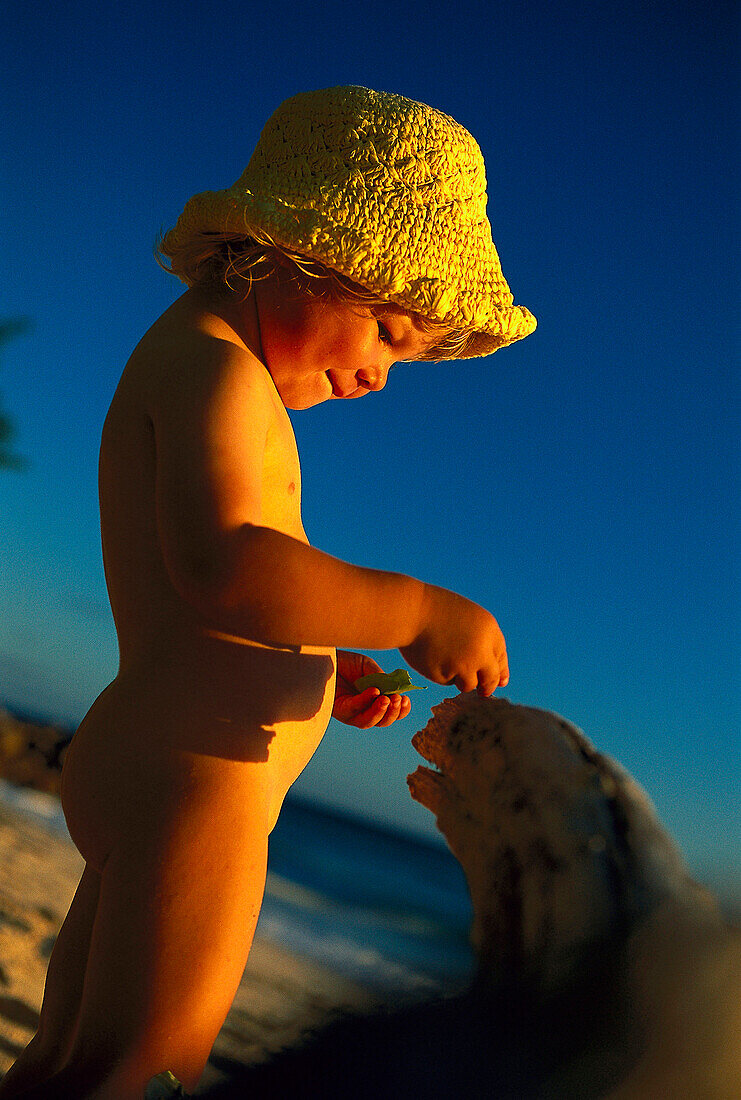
[0, 86, 535, 1098]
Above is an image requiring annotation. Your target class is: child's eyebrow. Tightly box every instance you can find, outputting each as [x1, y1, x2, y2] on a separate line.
[370, 304, 404, 321]
[371, 305, 421, 334]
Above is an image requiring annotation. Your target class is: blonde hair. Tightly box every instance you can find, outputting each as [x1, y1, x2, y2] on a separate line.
[155, 227, 476, 361]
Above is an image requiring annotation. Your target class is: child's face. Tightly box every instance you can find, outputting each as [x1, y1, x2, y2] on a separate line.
[254, 281, 438, 410]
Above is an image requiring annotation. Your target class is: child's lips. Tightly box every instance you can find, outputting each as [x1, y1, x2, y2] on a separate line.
[328, 372, 361, 399]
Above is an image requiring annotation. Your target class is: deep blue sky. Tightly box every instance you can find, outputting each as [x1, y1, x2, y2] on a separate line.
[1, 1, 738, 879]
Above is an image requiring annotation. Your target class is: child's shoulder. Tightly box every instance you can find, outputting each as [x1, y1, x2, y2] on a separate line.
[126, 292, 278, 422]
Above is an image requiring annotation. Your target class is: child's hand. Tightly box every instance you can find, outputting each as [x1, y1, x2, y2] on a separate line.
[399, 585, 509, 697]
[333, 651, 412, 728]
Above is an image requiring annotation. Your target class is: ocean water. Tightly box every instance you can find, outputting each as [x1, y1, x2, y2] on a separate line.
[0, 779, 475, 997]
[260, 797, 475, 996]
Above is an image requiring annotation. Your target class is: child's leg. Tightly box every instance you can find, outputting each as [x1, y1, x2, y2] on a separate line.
[16, 784, 270, 1100]
[0, 863, 101, 1096]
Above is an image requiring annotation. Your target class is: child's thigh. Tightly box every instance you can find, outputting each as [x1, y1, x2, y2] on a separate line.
[68, 783, 270, 1072]
[38, 863, 101, 1040]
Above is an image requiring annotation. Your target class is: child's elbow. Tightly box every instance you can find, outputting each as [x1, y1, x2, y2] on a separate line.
[164, 544, 227, 617]
[164, 526, 269, 635]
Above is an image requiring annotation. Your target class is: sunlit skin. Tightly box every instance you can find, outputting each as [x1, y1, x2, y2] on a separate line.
[249, 271, 438, 411]
[0, 274, 507, 1099]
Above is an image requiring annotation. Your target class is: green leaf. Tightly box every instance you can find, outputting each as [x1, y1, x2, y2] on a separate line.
[353, 668, 427, 694]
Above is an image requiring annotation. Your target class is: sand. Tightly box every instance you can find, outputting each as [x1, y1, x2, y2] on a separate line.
[0, 786, 379, 1093]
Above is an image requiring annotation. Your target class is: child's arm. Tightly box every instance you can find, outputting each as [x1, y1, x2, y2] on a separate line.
[151, 343, 508, 694]
[227, 528, 506, 694]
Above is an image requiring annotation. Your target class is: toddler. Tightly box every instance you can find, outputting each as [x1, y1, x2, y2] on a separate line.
[0, 86, 535, 1098]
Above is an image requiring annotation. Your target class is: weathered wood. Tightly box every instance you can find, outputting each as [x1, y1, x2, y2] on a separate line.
[408, 695, 741, 1099]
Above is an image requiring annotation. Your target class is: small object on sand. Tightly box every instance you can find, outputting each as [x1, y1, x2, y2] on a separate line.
[354, 669, 427, 695]
[145, 1070, 187, 1098]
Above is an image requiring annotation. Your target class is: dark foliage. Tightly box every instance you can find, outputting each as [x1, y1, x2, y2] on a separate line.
[0, 318, 31, 471]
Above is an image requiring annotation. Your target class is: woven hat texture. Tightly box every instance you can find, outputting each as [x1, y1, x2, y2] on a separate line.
[166, 86, 536, 358]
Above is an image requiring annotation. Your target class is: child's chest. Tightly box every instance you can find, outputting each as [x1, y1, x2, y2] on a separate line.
[260, 413, 306, 541]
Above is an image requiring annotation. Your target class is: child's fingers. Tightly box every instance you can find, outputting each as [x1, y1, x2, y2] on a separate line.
[350, 692, 409, 729]
[333, 687, 380, 724]
[346, 687, 381, 712]
[352, 693, 390, 728]
[477, 670, 502, 697]
[338, 688, 413, 729]
[373, 693, 410, 727]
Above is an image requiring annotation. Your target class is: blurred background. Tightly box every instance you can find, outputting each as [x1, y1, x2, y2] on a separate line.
[1, 0, 738, 897]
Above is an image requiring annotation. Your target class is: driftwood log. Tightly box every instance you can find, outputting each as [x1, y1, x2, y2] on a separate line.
[205, 696, 740, 1099]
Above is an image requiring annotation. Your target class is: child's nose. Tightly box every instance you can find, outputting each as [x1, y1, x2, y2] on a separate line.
[356, 365, 389, 391]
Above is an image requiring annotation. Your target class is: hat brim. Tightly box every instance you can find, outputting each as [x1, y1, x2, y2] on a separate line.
[168, 187, 536, 359]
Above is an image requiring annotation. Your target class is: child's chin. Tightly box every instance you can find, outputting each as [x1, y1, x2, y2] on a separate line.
[284, 393, 328, 410]
[284, 382, 334, 410]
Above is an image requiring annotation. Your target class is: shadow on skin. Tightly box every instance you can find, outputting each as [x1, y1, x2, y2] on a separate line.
[0, 996, 38, 1064]
[73, 635, 335, 768]
[58, 636, 336, 866]
[155, 635, 336, 764]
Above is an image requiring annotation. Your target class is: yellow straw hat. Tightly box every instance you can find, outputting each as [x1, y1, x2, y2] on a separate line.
[164, 86, 536, 358]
